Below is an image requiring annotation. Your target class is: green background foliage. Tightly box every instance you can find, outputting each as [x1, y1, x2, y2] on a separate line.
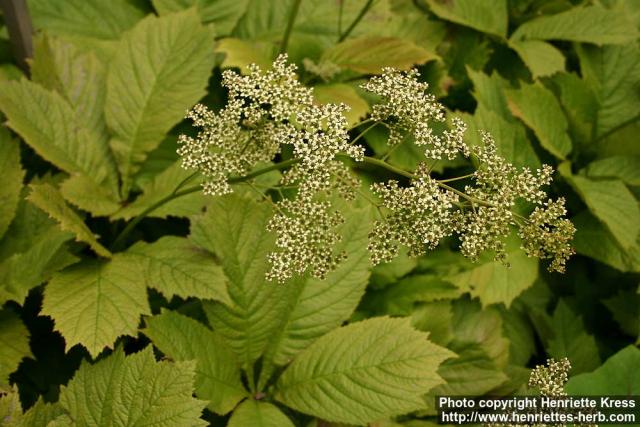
[0, 0, 638, 425]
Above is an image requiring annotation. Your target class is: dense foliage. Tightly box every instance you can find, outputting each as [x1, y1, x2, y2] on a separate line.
[0, 0, 638, 426]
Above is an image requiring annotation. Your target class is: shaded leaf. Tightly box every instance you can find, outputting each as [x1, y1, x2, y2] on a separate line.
[584, 156, 640, 186]
[228, 400, 295, 427]
[0, 309, 31, 389]
[424, 0, 508, 37]
[566, 346, 640, 394]
[0, 132, 24, 240]
[143, 311, 247, 414]
[153, 0, 250, 35]
[509, 40, 565, 79]
[215, 38, 274, 71]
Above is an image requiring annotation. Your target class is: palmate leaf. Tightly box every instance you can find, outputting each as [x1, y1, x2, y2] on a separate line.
[506, 82, 572, 159]
[190, 195, 283, 369]
[143, 311, 247, 414]
[547, 300, 600, 374]
[261, 205, 373, 369]
[0, 131, 24, 240]
[0, 80, 119, 190]
[105, 9, 215, 195]
[124, 236, 231, 304]
[27, 183, 111, 258]
[275, 317, 454, 425]
[511, 4, 638, 45]
[423, 0, 508, 37]
[59, 346, 207, 426]
[42, 257, 150, 357]
[152, 0, 250, 35]
[0, 309, 31, 390]
[227, 400, 295, 427]
[321, 36, 436, 74]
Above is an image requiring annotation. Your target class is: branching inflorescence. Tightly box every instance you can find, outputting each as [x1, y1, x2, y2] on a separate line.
[177, 56, 575, 283]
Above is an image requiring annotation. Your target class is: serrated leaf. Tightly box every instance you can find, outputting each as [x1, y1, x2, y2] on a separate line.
[17, 399, 66, 427]
[260, 205, 373, 373]
[506, 82, 572, 159]
[450, 235, 539, 307]
[143, 311, 247, 414]
[321, 36, 435, 74]
[0, 309, 31, 389]
[153, 0, 250, 35]
[42, 257, 150, 357]
[105, 10, 215, 195]
[0, 131, 24, 240]
[509, 40, 565, 79]
[112, 162, 208, 220]
[0, 80, 118, 189]
[411, 301, 454, 346]
[584, 156, 640, 186]
[124, 236, 230, 303]
[27, 0, 145, 41]
[59, 346, 207, 426]
[564, 173, 640, 250]
[190, 195, 282, 368]
[313, 84, 370, 126]
[228, 400, 295, 427]
[577, 43, 640, 139]
[548, 72, 598, 144]
[511, 5, 638, 45]
[27, 183, 111, 258]
[572, 211, 640, 272]
[566, 346, 640, 395]
[59, 175, 122, 217]
[547, 300, 600, 374]
[275, 317, 453, 425]
[603, 290, 639, 338]
[467, 68, 513, 120]
[423, 0, 508, 37]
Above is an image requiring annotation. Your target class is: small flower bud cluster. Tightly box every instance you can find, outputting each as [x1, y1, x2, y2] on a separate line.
[266, 198, 346, 282]
[361, 68, 469, 159]
[519, 199, 576, 273]
[529, 358, 571, 397]
[368, 175, 459, 264]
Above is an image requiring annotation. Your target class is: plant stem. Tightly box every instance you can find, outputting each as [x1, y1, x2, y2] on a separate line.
[338, 0, 374, 42]
[438, 173, 475, 183]
[279, 0, 303, 55]
[350, 121, 379, 145]
[110, 159, 300, 251]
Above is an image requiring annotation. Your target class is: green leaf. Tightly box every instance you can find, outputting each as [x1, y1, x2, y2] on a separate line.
[450, 235, 539, 307]
[509, 40, 565, 79]
[27, 183, 111, 258]
[506, 82, 572, 159]
[511, 5, 638, 45]
[577, 43, 640, 139]
[572, 211, 640, 272]
[215, 38, 274, 71]
[500, 307, 535, 366]
[59, 175, 122, 217]
[105, 9, 215, 195]
[0, 79, 118, 189]
[411, 301, 454, 346]
[260, 205, 373, 374]
[584, 156, 640, 186]
[321, 36, 435, 74]
[0, 132, 24, 240]
[190, 195, 281, 368]
[124, 236, 230, 303]
[17, 399, 66, 426]
[563, 173, 640, 250]
[112, 162, 208, 220]
[143, 311, 247, 414]
[566, 346, 640, 395]
[0, 309, 31, 389]
[467, 68, 513, 121]
[603, 290, 640, 337]
[28, 0, 145, 41]
[42, 257, 150, 357]
[423, 0, 508, 37]
[313, 84, 370, 126]
[228, 401, 294, 427]
[153, 0, 250, 35]
[59, 346, 207, 426]
[547, 300, 600, 374]
[275, 317, 453, 425]
[548, 72, 598, 144]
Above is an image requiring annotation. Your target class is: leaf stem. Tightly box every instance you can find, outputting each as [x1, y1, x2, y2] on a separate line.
[279, 0, 303, 55]
[110, 159, 300, 251]
[338, 0, 374, 42]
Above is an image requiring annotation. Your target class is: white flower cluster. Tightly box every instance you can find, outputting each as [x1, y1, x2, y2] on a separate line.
[529, 358, 571, 397]
[361, 68, 469, 158]
[178, 57, 575, 282]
